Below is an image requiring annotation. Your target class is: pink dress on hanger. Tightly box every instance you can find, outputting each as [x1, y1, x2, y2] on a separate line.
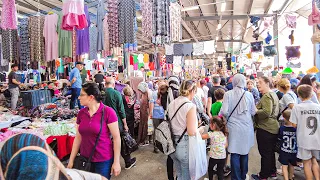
[62, 0, 88, 31]
[1, 0, 17, 30]
[44, 14, 59, 61]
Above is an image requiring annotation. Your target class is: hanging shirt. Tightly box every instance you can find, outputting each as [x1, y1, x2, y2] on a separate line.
[193, 42, 204, 56]
[203, 40, 215, 54]
[44, 13, 59, 61]
[84, 59, 93, 71]
[170, 2, 181, 42]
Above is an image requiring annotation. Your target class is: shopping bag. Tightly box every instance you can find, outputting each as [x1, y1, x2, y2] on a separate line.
[147, 118, 154, 135]
[189, 131, 208, 180]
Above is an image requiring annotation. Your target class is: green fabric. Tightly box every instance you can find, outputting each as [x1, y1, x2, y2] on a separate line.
[254, 92, 280, 134]
[103, 88, 126, 129]
[138, 63, 144, 69]
[271, 70, 278, 77]
[57, 12, 72, 57]
[282, 67, 293, 74]
[133, 55, 138, 63]
[211, 102, 222, 116]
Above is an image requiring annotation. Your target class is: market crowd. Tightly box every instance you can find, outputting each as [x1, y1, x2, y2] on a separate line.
[2, 63, 320, 180]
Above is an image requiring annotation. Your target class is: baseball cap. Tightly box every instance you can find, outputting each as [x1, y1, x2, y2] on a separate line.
[76, 62, 85, 65]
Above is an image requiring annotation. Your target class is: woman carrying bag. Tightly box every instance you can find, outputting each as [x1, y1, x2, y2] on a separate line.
[68, 82, 121, 179]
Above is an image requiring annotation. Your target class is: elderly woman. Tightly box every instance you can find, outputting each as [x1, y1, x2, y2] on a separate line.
[137, 82, 154, 146]
[0, 133, 107, 180]
[220, 74, 256, 180]
[252, 76, 280, 180]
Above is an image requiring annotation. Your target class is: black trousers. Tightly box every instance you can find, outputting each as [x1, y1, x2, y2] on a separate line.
[256, 128, 277, 179]
[208, 158, 225, 180]
[167, 156, 174, 180]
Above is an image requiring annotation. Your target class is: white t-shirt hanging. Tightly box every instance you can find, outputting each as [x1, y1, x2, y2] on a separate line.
[165, 44, 174, 55]
[138, 54, 144, 63]
[173, 56, 182, 73]
[84, 59, 93, 70]
[203, 40, 215, 54]
[193, 42, 204, 56]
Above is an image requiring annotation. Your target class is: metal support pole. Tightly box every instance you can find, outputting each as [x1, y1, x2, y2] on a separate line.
[273, 12, 279, 68]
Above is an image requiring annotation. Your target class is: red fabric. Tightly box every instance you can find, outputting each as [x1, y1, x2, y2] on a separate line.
[130, 55, 134, 65]
[149, 62, 155, 70]
[46, 135, 75, 159]
[62, 13, 88, 31]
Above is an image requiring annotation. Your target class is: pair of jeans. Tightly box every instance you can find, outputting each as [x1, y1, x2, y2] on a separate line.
[91, 158, 114, 179]
[170, 135, 189, 180]
[256, 128, 277, 179]
[9, 87, 19, 109]
[231, 153, 249, 180]
[208, 158, 225, 180]
[70, 88, 82, 109]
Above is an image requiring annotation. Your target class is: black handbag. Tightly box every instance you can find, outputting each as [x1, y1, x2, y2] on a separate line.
[121, 131, 138, 156]
[73, 107, 105, 171]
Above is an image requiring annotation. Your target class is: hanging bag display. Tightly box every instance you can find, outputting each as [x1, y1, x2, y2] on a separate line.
[73, 107, 106, 171]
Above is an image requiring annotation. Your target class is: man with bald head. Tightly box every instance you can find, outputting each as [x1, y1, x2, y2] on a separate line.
[104, 77, 137, 169]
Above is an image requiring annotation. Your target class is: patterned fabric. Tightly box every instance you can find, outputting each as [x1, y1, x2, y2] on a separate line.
[170, 2, 181, 42]
[141, 0, 153, 38]
[103, 15, 110, 52]
[173, 44, 183, 56]
[89, 25, 98, 60]
[97, 0, 106, 51]
[29, 16, 45, 64]
[1, 0, 17, 30]
[2, 29, 18, 63]
[165, 44, 174, 55]
[183, 44, 193, 56]
[108, 0, 119, 48]
[152, 0, 171, 46]
[193, 42, 204, 55]
[208, 131, 227, 159]
[0, 31, 8, 72]
[72, 29, 77, 61]
[18, 18, 30, 70]
[119, 0, 136, 44]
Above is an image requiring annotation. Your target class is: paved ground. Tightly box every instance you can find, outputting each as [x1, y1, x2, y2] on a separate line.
[113, 137, 306, 180]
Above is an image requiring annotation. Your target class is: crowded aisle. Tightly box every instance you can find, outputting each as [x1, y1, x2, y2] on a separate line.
[0, 0, 319, 180]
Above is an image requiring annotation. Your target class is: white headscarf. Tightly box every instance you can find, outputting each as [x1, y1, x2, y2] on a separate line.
[167, 76, 180, 106]
[137, 82, 149, 93]
[232, 74, 248, 115]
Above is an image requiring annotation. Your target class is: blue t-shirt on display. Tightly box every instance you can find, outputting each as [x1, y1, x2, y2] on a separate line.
[278, 125, 297, 157]
[69, 68, 82, 88]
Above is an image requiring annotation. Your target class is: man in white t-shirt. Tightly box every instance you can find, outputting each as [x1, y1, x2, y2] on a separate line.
[200, 80, 209, 109]
[290, 85, 320, 180]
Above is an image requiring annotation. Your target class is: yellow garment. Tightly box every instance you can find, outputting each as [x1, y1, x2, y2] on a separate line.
[143, 54, 149, 63]
[307, 66, 319, 74]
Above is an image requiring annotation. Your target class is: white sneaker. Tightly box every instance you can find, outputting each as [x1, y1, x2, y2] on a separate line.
[246, 174, 250, 180]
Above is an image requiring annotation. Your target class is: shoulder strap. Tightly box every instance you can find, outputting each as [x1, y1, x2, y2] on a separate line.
[169, 102, 190, 121]
[227, 91, 246, 121]
[88, 106, 105, 162]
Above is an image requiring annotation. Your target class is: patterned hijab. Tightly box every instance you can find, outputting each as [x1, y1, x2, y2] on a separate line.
[138, 82, 149, 94]
[0, 133, 69, 180]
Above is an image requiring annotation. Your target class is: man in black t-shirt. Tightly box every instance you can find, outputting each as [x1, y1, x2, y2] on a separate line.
[8, 64, 21, 110]
[206, 76, 228, 117]
[93, 71, 105, 84]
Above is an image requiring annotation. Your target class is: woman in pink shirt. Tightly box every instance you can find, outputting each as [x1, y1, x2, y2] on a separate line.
[68, 82, 121, 179]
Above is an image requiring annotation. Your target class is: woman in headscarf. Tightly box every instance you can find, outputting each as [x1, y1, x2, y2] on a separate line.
[137, 82, 154, 146]
[220, 74, 256, 180]
[0, 133, 106, 180]
[122, 85, 136, 137]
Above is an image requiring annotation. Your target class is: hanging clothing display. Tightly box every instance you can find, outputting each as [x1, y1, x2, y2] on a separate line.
[165, 44, 174, 55]
[2, 29, 18, 63]
[183, 44, 193, 56]
[18, 18, 30, 70]
[103, 14, 110, 52]
[119, 0, 137, 44]
[44, 13, 59, 61]
[203, 41, 215, 54]
[97, 0, 106, 51]
[309, 2, 320, 26]
[62, 0, 88, 31]
[76, 6, 90, 55]
[0, 31, 8, 72]
[173, 44, 183, 56]
[108, 0, 119, 48]
[1, 0, 17, 30]
[72, 29, 77, 62]
[193, 42, 204, 56]
[152, 0, 171, 46]
[89, 25, 98, 60]
[170, 2, 181, 42]
[141, 0, 153, 38]
[29, 16, 45, 63]
[58, 12, 72, 58]
[285, 15, 297, 29]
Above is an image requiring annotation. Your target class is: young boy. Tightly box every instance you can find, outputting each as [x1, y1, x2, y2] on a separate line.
[278, 110, 297, 180]
[290, 85, 320, 180]
[211, 88, 225, 116]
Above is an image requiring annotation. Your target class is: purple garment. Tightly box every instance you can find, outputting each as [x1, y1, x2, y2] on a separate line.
[76, 6, 90, 55]
[115, 83, 126, 93]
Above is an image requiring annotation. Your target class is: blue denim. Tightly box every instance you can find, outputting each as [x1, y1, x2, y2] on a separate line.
[91, 158, 114, 179]
[231, 153, 249, 180]
[70, 88, 82, 109]
[170, 135, 189, 180]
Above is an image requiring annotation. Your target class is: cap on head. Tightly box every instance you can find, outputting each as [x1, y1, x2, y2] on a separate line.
[76, 62, 85, 66]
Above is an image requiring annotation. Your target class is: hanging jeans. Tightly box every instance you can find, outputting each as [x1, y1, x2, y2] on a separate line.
[170, 135, 190, 180]
[9, 87, 19, 110]
[231, 153, 249, 180]
[91, 158, 114, 179]
[70, 88, 82, 109]
[256, 128, 277, 179]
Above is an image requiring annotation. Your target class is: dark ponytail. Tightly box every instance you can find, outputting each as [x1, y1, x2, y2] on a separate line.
[211, 116, 228, 136]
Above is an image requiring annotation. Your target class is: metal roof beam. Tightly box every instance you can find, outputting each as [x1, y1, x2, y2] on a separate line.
[184, 14, 276, 21]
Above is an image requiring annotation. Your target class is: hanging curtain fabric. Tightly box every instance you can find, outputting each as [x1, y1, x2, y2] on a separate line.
[119, 0, 137, 52]
[29, 16, 45, 64]
[97, 0, 106, 51]
[76, 6, 90, 56]
[72, 28, 77, 62]
[18, 18, 30, 71]
[170, 2, 181, 42]
[1, 0, 17, 30]
[62, 0, 88, 31]
[0, 29, 8, 72]
[152, 0, 171, 46]
[103, 14, 110, 53]
[108, 0, 119, 48]
[44, 13, 59, 61]
[57, 12, 73, 58]
[141, 0, 153, 38]
[89, 25, 98, 60]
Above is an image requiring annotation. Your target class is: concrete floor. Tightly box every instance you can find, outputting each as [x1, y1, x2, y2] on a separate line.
[113, 138, 306, 180]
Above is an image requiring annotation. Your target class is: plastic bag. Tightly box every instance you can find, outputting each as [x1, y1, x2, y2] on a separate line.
[147, 118, 154, 135]
[189, 131, 208, 180]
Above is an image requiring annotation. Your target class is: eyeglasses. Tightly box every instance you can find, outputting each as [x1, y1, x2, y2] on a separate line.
[79, 93, 88, 97]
